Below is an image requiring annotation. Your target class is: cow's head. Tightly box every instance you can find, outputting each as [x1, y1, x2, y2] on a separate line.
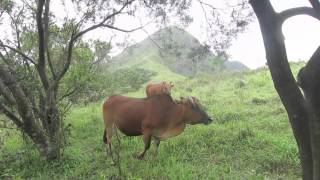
[180, 96, 213, 125]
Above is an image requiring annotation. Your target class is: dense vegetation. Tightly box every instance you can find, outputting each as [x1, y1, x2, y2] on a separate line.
[2, 0, 319, 178]
[0, 62, 304, 179]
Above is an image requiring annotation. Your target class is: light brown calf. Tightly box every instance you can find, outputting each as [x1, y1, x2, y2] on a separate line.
[146, 82, 174, 97]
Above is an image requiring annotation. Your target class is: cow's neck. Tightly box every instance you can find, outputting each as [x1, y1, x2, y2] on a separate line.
[176, 103, 191, 124]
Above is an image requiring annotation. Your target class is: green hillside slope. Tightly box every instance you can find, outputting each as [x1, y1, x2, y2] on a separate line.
[0, 62, 305, 179]
[110, 26, 246, 77]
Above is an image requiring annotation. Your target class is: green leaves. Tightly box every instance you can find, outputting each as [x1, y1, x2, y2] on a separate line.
[0, 0, 14, 14]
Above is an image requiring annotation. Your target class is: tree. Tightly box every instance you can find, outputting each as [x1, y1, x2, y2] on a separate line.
[0, 0, 193, 159]
[249, 0, 320, 179]
[0, 0, 255, 161]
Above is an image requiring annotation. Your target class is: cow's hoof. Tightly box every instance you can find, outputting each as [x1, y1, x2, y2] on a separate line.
[137, 155, 144, 160]
[133, 154, 144, 160]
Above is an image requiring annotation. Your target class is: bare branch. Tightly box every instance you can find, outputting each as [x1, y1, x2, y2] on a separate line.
[74, 0, 136, 40]
[5, 6, 24, 49]
[21, 0, 36, 12]
[197, 0, 223, 10]
[279, 7, 320, 23]
[101, 24, 146, 33]
[0, 42, 36, 65]
[52, 0, 137, 88]
[139, 18, 163, 52]
[197, 0, 213, 30]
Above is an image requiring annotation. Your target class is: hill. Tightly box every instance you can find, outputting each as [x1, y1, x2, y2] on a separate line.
[110, 26, 247, 77]
[0, 63, 306, 179]
[224, 60, 249, 71]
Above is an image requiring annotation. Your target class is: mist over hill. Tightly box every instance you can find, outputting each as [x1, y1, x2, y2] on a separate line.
[224, 61, 249, 71]
[110, 26, 248, 77]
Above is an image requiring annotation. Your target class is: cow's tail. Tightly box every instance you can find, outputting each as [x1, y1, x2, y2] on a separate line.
[102, 98, 110, 144]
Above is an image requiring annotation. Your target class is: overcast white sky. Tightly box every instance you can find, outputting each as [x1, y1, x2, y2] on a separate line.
[81, 0, 320, 69]
[1, 0, 320, 69]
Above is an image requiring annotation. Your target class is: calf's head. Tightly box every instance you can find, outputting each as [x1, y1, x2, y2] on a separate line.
[161, 81, 174, 95]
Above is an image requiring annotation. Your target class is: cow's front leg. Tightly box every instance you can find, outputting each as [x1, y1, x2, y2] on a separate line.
[138, 132, 151, 159]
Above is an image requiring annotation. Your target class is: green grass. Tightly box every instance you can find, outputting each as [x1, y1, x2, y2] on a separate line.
[0, 63, 306, 179]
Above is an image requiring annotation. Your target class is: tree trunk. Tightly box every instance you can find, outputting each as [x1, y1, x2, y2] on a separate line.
[298, 46, 320, 179]
[0, 63, 60, 159]
[249, 0, 314, 179]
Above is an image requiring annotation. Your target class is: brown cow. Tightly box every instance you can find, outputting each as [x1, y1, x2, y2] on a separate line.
[102, 94, 212, 159]
[146, 81, 174, 97]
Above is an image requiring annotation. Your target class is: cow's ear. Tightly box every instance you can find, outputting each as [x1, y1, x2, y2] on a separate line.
[188, 97, 196, 109]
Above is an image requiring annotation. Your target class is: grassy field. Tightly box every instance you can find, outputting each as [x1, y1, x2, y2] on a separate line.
[0, 63, 305, 179]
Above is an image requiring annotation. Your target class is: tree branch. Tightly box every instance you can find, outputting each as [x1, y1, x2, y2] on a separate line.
[0, 103, 23, 128]
[197, 0, 228, 11]
[21, 0, 36, 12]
[0, 43, 36, 65]
[101, 24, 147, 33]
[44, 0, 56, 79]
[0, 79, 16, 105]
[53, 32, 76, 86]
[138, 18, 164, 53]
[0, 64, 34, 127]
[0, 50, 14, 68]
[73, 0, 136, 40]
[36, 0, 49, 90]
[309, 0, 320, 15]
[279, 7, 320, 23]
[5, 6, 24, 50]
[51, 0, 137, 88]
[58, 87, 76, 102]
[197, 0, 213, 30]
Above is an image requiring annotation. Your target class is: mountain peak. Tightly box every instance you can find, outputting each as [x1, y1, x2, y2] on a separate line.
[110, 26, 247, 76]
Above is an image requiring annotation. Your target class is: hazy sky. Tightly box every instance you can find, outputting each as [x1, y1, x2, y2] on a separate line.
[81, 0, 320, 69]
[1, 0, 320, 69]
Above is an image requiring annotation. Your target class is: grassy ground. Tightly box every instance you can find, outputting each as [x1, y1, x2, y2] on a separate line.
[0, 63, 305, 179]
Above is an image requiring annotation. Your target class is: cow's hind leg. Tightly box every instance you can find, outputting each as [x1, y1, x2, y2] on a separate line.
[138, 132, 152, 159]
[104, 124, 117, 165]
[102, 129, 112, 153]
[153, 137, 160, 155]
